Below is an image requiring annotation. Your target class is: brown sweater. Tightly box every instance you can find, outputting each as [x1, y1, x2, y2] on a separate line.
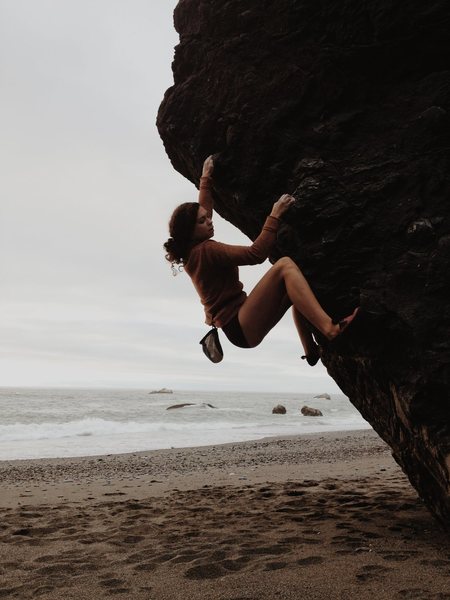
[184, 176, 281, 328]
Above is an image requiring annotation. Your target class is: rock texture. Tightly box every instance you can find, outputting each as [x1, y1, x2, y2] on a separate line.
[272, 404, 287, 415]
[301, 406, 323, 417]
[157, 0, 450, 529]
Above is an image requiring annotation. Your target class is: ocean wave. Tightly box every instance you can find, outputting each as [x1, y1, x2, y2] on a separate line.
[0, 418, 247, 442]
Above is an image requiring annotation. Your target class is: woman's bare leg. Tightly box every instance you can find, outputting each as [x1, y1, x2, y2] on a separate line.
[292, 308, 320, 357]
[238, 291, 292, 349]
[238, 257, 350, 348]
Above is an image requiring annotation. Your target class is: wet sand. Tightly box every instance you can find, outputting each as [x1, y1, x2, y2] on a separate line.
[0, 429, 449, 599]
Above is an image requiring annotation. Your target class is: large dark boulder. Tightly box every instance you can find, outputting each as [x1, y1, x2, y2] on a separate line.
[157, 0, 450, 529]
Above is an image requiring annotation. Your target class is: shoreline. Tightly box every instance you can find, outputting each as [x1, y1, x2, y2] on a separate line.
[1, 428, 449, 599]
[0, 419, 373, 464]
[0, 429, 395, 509]
[0, 426, 374, 465]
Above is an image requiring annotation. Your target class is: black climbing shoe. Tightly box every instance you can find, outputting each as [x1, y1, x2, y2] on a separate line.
[301, 345, 321, 367]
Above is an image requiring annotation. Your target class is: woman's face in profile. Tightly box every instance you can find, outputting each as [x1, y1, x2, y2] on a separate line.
[192, 206, 214, 243]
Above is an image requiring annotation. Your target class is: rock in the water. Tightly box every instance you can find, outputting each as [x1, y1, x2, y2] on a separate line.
[301, 406, 323, 417]
[167, 402, 216, 410]
[314, 393, 331, 400]
[166, 403, 195, 410]
[158, 0, 450, 530]
[272, 404, 287, 414]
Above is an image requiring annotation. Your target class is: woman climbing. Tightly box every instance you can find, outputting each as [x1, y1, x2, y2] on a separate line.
[163, 155, 359, 365]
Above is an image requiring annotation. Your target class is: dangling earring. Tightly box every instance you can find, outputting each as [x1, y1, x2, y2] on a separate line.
[171, 260, 184, 277]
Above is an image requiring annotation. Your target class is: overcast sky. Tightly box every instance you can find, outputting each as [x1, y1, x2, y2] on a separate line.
[0, 0, 341, 393]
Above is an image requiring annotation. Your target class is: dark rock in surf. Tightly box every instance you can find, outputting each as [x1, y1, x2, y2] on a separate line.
[166, 403, 196, 410]
[166, 402, 217, 410]
[272, 405, 287, 414]
[301, 406, 323, 417]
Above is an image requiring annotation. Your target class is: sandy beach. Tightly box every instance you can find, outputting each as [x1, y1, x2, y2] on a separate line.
[0, 429, 449, 599]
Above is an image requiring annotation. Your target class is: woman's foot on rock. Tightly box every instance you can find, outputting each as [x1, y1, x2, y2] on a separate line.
[330, 307, 360, 340]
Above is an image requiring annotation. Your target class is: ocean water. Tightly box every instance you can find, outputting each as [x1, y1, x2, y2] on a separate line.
[0, 388, 371, 461]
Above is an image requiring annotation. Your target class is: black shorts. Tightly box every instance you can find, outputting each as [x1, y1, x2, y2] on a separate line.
[222, 314, 251, 348]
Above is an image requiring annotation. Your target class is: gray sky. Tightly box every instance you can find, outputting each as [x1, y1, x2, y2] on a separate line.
[0, 0, 341, 393]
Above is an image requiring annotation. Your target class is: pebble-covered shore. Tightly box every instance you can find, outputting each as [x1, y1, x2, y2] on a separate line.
[0, 429, 388, 486]
[1, 429, 449, 600]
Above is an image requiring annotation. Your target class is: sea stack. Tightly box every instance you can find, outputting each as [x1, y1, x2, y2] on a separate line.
[157, 0, 450, 529]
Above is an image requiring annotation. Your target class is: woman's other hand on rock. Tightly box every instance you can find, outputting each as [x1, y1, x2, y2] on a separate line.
[202, 155, 214, 177]
[270, 194, 295, 219]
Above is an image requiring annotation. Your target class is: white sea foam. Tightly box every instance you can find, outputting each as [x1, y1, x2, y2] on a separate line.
[0, 418, 250, 442]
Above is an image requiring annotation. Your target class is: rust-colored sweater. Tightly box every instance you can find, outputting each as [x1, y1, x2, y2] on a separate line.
[184, 176, 281, 328]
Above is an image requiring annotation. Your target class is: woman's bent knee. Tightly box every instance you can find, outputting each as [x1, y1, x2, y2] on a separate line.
[275, 256, 297, 274]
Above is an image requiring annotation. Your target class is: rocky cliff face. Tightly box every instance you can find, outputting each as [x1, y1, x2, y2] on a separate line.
[157, 0, 450, 529]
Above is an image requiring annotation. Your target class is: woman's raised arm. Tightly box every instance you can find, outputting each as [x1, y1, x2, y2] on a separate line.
[207, 194, 295, 266]
[198, 155, 214, 218]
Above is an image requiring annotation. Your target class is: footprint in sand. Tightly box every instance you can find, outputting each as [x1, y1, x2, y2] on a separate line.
[33, 554, 60, 564]
[240, 543, 291, 557]
[133, 562, 157, 572]
[12, 528, 31, 536]
[36, 564, 76, 576]
[296, 556, 324, 566]
[99, 578, 126, 588]
[382, 551, 417, 562]
[264, 561, 288, 570]
[32, 585, 55, 597]
[184, 562, 225, 579]
[355, 564, 392, 582]
[184, 556, 250, 579]
[98, 577, 131, 594]
[397, 588, 430, 599]
[419, 558, 450, 568]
